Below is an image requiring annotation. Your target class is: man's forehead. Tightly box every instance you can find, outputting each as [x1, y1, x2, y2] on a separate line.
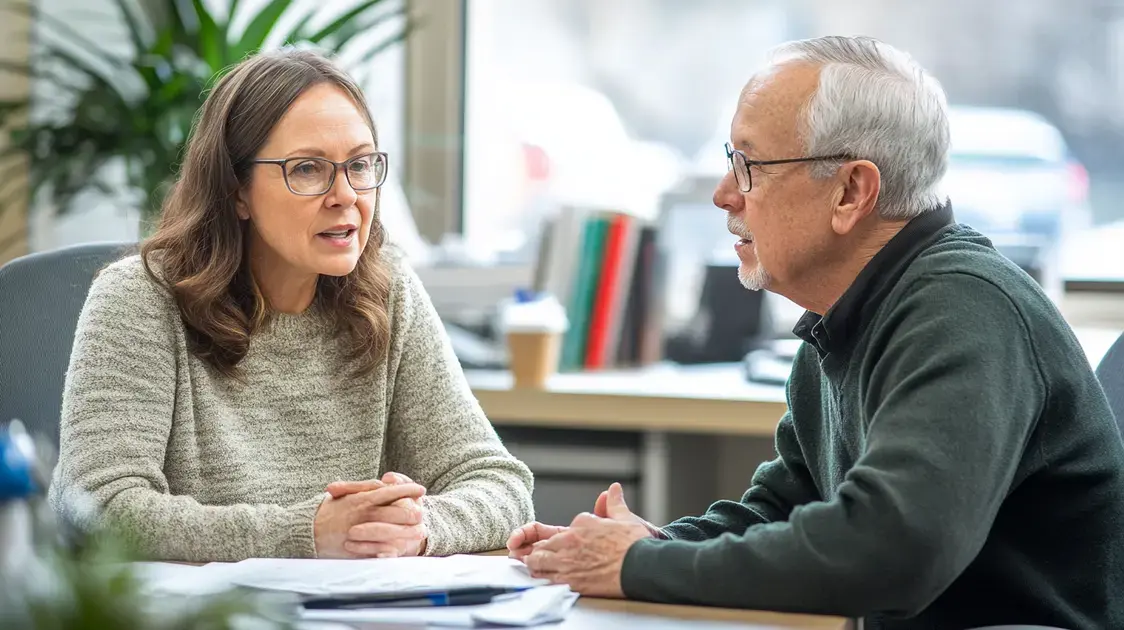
[730, 63, 818, 152]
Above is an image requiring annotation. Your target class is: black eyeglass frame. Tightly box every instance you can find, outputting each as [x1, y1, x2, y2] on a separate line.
[252, 151, 389, 196]
[725, 142, 852, 193]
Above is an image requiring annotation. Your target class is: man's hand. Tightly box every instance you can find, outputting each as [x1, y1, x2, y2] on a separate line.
[318, 472, 429, 558]
[594, 483, 664, 539]
[507, 481, 662, 560]
[521, 483, 655, 598]
[313, 481, 427, 559]
[507, 522, 568, 560]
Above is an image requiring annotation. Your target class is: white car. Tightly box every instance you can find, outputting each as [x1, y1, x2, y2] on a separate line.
[942, 105, 1092, 291]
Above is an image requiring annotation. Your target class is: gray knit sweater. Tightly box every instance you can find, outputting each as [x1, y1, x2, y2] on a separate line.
[47, 248, 534, 562]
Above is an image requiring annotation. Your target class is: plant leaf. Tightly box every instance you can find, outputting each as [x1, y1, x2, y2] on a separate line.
[109, 0, 150, 55]
[305, 0, 396, 44]
[31, 8, 131, 70]
[311, 3, 407, 56]
[229, 0, 293, 62]
[0, 56, 102, 95]
[280, 9, 316, 47]
[190, 0, 227, 71]
[353, 30, 408, 65]
[348, 11, 415, 64]
[36, 47, 133, 114]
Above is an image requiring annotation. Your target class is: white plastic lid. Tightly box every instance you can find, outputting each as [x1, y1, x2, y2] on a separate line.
[498, 292, 569, 334]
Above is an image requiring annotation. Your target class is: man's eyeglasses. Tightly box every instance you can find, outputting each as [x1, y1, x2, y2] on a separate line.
[725, 142, 850, 193]
[253, 152, 389, 196]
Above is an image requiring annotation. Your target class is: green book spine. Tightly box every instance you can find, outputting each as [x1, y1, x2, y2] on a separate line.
[560, 215, 608, 371]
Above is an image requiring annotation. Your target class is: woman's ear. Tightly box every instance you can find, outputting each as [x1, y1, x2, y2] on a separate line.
[235, 192, 250, 221]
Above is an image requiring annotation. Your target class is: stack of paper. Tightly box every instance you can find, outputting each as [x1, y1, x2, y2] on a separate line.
[224, 555, 547, 596]
[130, 555, 579, 627]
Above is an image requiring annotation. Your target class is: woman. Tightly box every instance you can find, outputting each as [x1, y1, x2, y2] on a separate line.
[47, 49, 534, 562]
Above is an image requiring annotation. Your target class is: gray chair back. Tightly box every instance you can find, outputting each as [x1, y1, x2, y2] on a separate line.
[1097, 331, 1124, 436]
[0, 242, 135, 448]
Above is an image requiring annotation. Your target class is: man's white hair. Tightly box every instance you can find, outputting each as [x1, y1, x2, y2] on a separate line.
[765, 36, 950, 220]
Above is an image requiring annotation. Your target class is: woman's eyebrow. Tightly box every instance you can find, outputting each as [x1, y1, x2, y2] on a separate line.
[283, 143, 375, 159]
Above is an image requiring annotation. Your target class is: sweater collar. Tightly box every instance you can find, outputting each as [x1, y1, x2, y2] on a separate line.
[793, 202, 956, 357]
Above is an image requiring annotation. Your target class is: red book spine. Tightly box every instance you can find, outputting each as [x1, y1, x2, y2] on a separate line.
[584, 213, 628, 369]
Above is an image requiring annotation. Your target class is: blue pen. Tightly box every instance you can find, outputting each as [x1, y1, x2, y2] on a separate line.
[300, 586, 532, 610]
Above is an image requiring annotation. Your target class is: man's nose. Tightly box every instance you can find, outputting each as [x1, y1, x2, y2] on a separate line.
[712, 170, 741, 213]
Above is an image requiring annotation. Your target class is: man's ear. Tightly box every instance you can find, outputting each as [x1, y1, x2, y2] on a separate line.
[830, 160, 880, 236]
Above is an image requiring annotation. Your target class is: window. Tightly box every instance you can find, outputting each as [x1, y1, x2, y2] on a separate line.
[463, 0, 1124, 291]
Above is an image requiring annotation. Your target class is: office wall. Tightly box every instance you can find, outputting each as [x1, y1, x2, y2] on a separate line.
[0, 8, 31, 265]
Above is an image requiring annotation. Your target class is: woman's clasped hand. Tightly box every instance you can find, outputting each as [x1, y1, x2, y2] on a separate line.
[314, 472, 429, 559]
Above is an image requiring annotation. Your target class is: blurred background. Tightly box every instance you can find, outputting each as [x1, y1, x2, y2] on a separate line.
[6, 0, 1124, 315]
[3, 0, 1124, 526]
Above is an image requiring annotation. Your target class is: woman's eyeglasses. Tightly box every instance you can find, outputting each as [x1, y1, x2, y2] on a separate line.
[253, 152, 389, 196]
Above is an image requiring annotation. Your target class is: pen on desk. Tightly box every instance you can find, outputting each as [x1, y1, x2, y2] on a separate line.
[299, 586, 532, 610]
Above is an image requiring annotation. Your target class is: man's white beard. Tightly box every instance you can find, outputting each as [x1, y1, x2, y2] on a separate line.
[727, 213, 771, 291]
[738, 261, 772, 291]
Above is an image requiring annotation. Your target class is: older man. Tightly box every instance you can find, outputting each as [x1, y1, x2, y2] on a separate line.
[508, 36, 1124, 629]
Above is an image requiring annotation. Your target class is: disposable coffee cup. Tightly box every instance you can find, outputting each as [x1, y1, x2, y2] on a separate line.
[499, 293, 568, 389]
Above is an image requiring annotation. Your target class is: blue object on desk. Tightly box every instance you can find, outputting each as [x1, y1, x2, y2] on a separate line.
[0, 429, 36, 501]
[299, 586, 532, 610]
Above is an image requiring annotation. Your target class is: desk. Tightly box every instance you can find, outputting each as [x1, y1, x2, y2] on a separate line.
[467, 362, 787, 437]
[558, 598, 851, 628]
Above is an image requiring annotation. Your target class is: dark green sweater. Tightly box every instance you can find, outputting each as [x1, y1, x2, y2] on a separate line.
[621, 204, 1124, 629]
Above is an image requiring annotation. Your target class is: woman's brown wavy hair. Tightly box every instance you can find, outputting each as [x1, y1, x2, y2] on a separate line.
[140, 48, 392, 380]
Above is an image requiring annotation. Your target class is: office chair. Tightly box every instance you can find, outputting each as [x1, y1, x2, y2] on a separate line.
[0, 242, 135, 449]
[1096, 331, 1124, 431]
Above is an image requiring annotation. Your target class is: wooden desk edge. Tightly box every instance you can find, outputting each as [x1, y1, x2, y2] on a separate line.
[575, 598, 851, 628]
[473, 387, 788, 436]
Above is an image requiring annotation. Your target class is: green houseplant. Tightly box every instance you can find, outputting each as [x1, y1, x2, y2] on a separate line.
[0, 0, 409, 245]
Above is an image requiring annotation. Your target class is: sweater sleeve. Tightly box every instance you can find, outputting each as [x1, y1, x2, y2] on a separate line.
[620, 272, 1045, 618]
[382, 258, 535, 556]
[48, 259, 326, 562]
[661, 408, 821, 541]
